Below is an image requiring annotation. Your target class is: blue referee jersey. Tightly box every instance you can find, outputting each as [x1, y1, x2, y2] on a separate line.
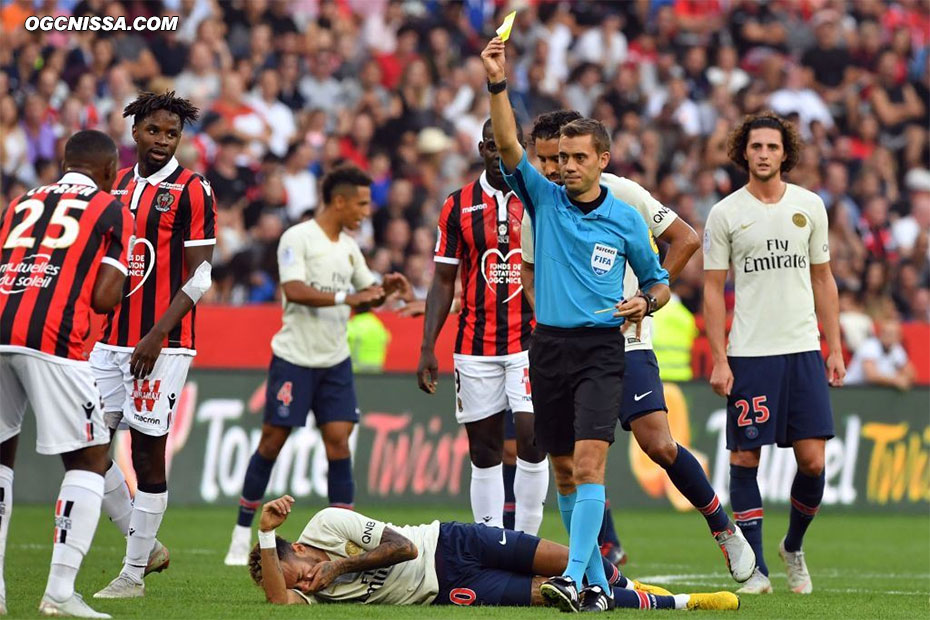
[502, 152, 668, 328]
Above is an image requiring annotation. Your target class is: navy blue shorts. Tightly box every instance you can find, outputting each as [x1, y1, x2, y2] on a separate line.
[726, 351, 834, 451]
[433, 522, 539, 607]
[504, 409, 516, 440]
[619, 350, 667, 430]
[263, 355, 359, 428]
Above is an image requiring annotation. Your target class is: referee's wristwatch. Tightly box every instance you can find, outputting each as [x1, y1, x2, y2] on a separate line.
[637, 291, 659, 316]
[487, 79, 507, 94]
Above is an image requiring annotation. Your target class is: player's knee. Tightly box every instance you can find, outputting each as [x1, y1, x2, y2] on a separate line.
[550, 458, 575, 494]
[322, 436, 351, 460]
[257, 426, 290, 459]
[517, 442, 545, 464]
[131, 450, 165, 483]
[730, 450, 761, 468]
[796, 455, 824, 477]
[469, 442, 502, 468]
[62, 444, 109, 475]
[645, 439, 678, 467]
[572, 461, 605, 485]
[502, 440, 517, 465]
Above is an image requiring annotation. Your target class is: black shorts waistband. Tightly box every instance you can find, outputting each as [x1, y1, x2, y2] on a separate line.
[534, 323, 619, 337]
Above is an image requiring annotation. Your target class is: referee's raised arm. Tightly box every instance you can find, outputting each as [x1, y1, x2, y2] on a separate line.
[481, 37, 523, 171]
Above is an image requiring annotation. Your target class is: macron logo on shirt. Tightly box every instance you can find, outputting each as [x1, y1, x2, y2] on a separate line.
[461, 203, 487, 214]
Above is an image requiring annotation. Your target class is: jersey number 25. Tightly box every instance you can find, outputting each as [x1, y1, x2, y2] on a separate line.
[735, 396, 770, 427]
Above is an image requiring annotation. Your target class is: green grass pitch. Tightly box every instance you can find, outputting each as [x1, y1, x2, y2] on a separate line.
[4, 504, 928, 618]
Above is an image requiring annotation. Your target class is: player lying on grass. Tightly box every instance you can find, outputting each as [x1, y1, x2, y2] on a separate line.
[247, 496, 739, 611]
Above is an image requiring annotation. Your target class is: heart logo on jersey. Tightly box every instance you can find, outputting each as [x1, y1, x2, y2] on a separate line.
[480, 248, 523, 303]
[126, 236, 155, 297]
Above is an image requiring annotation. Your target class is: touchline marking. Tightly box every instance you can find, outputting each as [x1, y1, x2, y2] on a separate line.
[637, 572, 930, 596]
[12, 543, 215, 554]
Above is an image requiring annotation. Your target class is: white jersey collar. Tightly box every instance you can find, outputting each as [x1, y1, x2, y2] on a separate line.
[479, 171, 514, 221]
[58, 171, 97, 188]
[133, 156, 179, 186]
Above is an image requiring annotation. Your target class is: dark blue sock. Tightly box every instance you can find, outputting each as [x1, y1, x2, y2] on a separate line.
[784, 470, 824, 552]
[237, 451, 276, 527]
[598, 501, 621, 547]
[730, 464, 767, 576]
[503, 462, 516, 530]
[610, 587, 676, 609]
[327, 457, 354, 508]
[663, 445, 731, 534]
[601, 554, 622, 586]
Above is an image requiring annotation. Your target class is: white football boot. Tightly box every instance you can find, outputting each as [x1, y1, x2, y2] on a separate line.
[779, 537, 813, 594]
[736, 567, 773, 594]
[714, 524, 756, 583]
[93, 574, 144, 599]
[223, 525, 252, 566]
[39, 593, 111, 618]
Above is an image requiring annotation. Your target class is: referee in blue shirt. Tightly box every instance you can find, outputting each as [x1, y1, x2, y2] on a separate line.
[482, 37, 671, 613]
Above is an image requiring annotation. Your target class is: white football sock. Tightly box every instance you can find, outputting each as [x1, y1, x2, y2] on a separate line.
[121, 490, 167, 582]
[102, 462, 132, 536]
[514, 458, 548, 535]
[232, 524, 251, 543]
[44, 470, 103, 602]
[675, 594, 690, 609]
[470, 463, 503, 527]
[0, 466, 13, 599]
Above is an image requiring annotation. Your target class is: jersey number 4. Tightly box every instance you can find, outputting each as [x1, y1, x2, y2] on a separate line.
[735, 396, 770, 427]
[3, 199, 87, 250]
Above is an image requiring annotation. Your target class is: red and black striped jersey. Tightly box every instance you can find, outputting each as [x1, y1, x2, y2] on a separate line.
[435, 172, 533, 356]
[100, 157, 216, 352]
[0, 172, 133, 360]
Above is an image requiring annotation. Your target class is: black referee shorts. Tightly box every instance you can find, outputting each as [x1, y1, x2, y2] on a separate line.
[528, 324, 625, 456]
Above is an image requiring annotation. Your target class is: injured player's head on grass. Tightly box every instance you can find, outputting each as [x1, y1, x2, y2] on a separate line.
[244, 495, 740, 611]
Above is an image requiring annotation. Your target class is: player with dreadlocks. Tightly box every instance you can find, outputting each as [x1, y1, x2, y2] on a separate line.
[90, 91, 217, 600]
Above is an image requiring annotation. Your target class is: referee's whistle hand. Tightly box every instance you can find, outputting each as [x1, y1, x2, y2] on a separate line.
[417, 350, 439, 394]
[613, 296, 647, 323]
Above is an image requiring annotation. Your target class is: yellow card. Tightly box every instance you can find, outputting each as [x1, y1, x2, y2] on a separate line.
[496, 10, 516, 41]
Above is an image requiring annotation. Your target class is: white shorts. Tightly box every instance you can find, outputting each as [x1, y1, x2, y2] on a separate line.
[0, 350, 109, 455]
[452, 351, 533, 424]
[89, 345, 193, 437]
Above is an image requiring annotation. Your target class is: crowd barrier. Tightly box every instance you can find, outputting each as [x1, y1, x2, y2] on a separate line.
[103, 306, 929, 383]
[13, 372, 929, 514]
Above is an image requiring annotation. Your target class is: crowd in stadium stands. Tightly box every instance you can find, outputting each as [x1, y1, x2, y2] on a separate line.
[1, 0, 928, 380]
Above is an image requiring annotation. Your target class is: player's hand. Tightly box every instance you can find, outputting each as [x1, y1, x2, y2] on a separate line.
[620, 317, 643, 341]
[259, 495, 295, 532]
[417, 348, 439, 394]
[710, 361, 734, 397]
[398, 299, 426, 317]
[481, 36, 507, 83]
[450, 296, 462, 314]
[347, 286, 385, 308]
[382, 272, 412, 300]
[305, 560, 342, 593]
[826, 350, 846, 387]
[613, 296, 648, 323]
[130, 329, 165, 379]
